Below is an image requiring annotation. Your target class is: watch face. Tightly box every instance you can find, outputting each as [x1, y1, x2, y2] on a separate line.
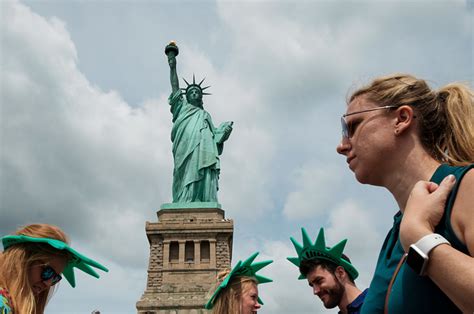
[407, 246, 428, 275]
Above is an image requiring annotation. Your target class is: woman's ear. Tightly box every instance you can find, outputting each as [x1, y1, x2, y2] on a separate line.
[394, 105, 416, 135]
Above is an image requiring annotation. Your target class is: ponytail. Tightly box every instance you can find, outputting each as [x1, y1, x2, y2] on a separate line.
[436, 83, 474, 165]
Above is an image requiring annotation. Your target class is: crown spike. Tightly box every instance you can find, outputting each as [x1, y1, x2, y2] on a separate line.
[287, 257, 300, 267]
[193, 73, 196, 84]
[290, 237, 303, 256]
[254, 274, 273, 284]
[233, 260, 243, 271]
[201, 85, 211, 90]
[329, 239, 347, 259]
[198, 77, 206, 86]
[242, 252, 259, 267]
[182, 78, 190, 86]
[302, 228, 313, 248]
[315, 228, 326, 249]
[202, 92, 212, 96]
[250, 260, 273, 273]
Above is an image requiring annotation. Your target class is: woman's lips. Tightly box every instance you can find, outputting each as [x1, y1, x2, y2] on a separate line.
[347, 156, 355, 165]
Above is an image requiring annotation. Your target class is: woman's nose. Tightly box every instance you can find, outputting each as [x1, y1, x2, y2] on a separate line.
[336, 137, 351, 155]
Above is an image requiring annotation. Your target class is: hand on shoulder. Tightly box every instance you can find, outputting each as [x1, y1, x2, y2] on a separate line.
[400, 174, 456, 251]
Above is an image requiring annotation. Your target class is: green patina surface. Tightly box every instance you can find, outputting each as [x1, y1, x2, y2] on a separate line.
[165, 42, 233, 205]
[160, 201, 222, 210]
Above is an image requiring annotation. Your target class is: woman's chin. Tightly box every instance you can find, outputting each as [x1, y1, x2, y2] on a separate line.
[354, 170, 372, 185]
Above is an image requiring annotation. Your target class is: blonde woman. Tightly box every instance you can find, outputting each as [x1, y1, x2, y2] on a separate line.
[0, 224, 108, 313]
[337, 74, 473, 313]
[205, 252, 272, 314]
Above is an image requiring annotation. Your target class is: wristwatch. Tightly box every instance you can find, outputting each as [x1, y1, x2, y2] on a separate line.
[406, 233, 451, 276]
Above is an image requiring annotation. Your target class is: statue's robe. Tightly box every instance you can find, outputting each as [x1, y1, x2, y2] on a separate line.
[169, 90, 224, 202]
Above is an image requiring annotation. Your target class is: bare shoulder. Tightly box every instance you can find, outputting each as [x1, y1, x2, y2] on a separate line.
[451, 168, 474, 256]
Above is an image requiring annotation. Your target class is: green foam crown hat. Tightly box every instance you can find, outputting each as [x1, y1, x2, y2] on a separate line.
[2, 235, 109, 288]
[287, 228, 358, 280]
[204, 252, 273, 310]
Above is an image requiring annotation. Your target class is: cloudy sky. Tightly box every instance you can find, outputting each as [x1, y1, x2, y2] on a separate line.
[1, 0, 472, 313]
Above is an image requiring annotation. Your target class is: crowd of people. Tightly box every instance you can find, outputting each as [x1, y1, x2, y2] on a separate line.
[2, 73, 472, 313]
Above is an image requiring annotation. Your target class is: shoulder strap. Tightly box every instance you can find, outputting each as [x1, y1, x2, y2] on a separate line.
[384, 253, 407, 314]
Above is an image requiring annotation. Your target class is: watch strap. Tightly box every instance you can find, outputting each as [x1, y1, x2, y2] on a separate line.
[414, 233, 451, 256]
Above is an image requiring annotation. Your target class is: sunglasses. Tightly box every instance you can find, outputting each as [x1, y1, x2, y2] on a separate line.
[41, 265, 62, 285]
[341, 105, 399, 139]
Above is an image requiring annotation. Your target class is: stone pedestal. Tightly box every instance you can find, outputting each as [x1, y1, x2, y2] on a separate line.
[136, 205, 234, 314]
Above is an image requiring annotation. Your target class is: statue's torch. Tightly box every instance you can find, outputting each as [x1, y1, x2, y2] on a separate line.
[165, 41, 179, 58]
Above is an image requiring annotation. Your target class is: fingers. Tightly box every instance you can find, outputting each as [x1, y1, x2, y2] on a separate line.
[411, 180, 435, 196]
[433, 174, 456, 200]
[427, 182, 439, 193]
[412, 175, 455, 196]
[401, 175, 456, 248]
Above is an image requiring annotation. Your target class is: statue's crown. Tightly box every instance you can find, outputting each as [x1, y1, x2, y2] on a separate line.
[287, 228, 359, 280]
[181, 74, 211, 96]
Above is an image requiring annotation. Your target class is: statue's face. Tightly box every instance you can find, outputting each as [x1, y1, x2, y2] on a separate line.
[186, 88, 202, 105]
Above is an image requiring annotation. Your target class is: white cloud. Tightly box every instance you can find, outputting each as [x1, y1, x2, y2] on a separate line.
[1, 0, 472, 313]
[282, 161, 344, 220]
[1, 2, 167, 311]
[216, 0, 472, 109]
[1, 0, 168, 265]
[326, 199, 382, 288]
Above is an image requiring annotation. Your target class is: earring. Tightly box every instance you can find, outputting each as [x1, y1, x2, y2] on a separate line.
[395, 129, 399, 135]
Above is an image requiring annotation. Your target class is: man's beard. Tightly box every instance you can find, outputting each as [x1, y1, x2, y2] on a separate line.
[321, 278, 345, 309]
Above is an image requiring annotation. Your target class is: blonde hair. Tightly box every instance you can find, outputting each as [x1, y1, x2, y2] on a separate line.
[350, 74, 474, 165]
[0, 224, 71, 314]
[210, 269, 258, 314]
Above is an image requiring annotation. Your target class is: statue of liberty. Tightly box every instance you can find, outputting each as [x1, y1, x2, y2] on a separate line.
[164, 42, 233, 204]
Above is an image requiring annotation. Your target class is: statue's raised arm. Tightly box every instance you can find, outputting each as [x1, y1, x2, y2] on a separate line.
[163, 42, 233, 206]
[165, 41, 180, 94]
